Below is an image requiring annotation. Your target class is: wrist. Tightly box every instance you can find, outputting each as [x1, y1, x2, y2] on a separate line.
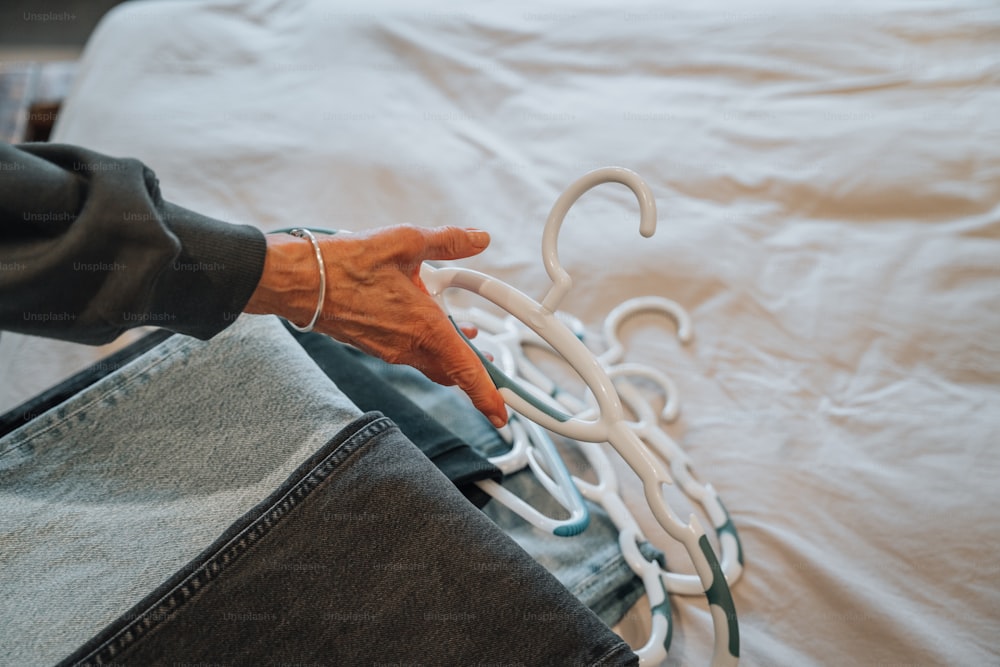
[244, 233, 321, 323]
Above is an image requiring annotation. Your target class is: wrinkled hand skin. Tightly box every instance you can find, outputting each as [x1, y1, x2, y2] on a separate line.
[245, 224, 508, 427]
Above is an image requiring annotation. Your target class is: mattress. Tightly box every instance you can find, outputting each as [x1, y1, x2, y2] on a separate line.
[2, 0, 998, 664]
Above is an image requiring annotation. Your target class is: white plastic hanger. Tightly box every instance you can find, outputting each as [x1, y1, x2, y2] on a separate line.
[599, 296, 694, 367]
[607, 367, 744, 594]
[420, 167, 740, 667]
[485, 313, 748, 663]
[501, 311, 745, 595]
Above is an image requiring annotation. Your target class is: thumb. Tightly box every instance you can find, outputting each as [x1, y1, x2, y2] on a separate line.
[419, 226, 491, 262]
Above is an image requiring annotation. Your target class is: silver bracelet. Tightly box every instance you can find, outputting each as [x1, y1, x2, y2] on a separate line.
[285, 228, 326, 333]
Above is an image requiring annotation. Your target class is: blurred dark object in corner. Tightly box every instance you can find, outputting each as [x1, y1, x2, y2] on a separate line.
[1, 0, 127, 142]
[1, 1, 127, 47]
[0, 61, 78, 142]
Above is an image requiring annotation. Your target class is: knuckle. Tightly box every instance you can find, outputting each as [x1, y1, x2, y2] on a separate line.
[393, 223, 424, 248]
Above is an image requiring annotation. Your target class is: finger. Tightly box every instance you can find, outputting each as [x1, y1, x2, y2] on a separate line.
[420, 317, 507, 426]
[446, 348, 508, 427]
[418, 226, 491, 263]
[400, 310, 507, 427]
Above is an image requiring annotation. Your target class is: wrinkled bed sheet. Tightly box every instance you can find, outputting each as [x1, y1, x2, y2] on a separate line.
[1, 0, 998, 665]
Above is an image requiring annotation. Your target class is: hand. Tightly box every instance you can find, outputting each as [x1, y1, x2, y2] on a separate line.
[245, 224, 508, 427]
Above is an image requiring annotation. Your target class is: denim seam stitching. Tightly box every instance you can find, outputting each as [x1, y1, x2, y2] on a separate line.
[71, 416, 394, 666]
[0, 337, 198, 458]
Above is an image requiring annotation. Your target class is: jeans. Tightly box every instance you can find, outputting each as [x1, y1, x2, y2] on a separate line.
[61, 412, 635, 666]
[0, 315, 636, 666]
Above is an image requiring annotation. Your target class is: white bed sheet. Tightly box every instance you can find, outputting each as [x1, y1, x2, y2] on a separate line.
[2, 0, 998, 664]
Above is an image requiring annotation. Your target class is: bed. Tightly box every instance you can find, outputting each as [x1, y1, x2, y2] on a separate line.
[2, 0, 998, 664]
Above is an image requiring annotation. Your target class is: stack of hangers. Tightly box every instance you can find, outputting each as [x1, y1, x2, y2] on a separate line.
[420, 167, 744, 667]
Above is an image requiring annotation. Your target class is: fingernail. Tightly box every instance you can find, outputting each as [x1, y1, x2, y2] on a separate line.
[466, 228, 490, 249]
[489, 414, 506, 429]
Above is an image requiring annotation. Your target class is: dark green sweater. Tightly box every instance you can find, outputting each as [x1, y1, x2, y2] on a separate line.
[0, 143, 267, 344]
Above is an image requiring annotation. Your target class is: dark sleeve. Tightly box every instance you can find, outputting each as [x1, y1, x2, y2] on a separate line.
[0, 142, 267, 344]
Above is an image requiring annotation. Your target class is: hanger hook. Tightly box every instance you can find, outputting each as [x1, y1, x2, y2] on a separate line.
[541, 167, 657, 313]
[598, 295, 694, 367]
